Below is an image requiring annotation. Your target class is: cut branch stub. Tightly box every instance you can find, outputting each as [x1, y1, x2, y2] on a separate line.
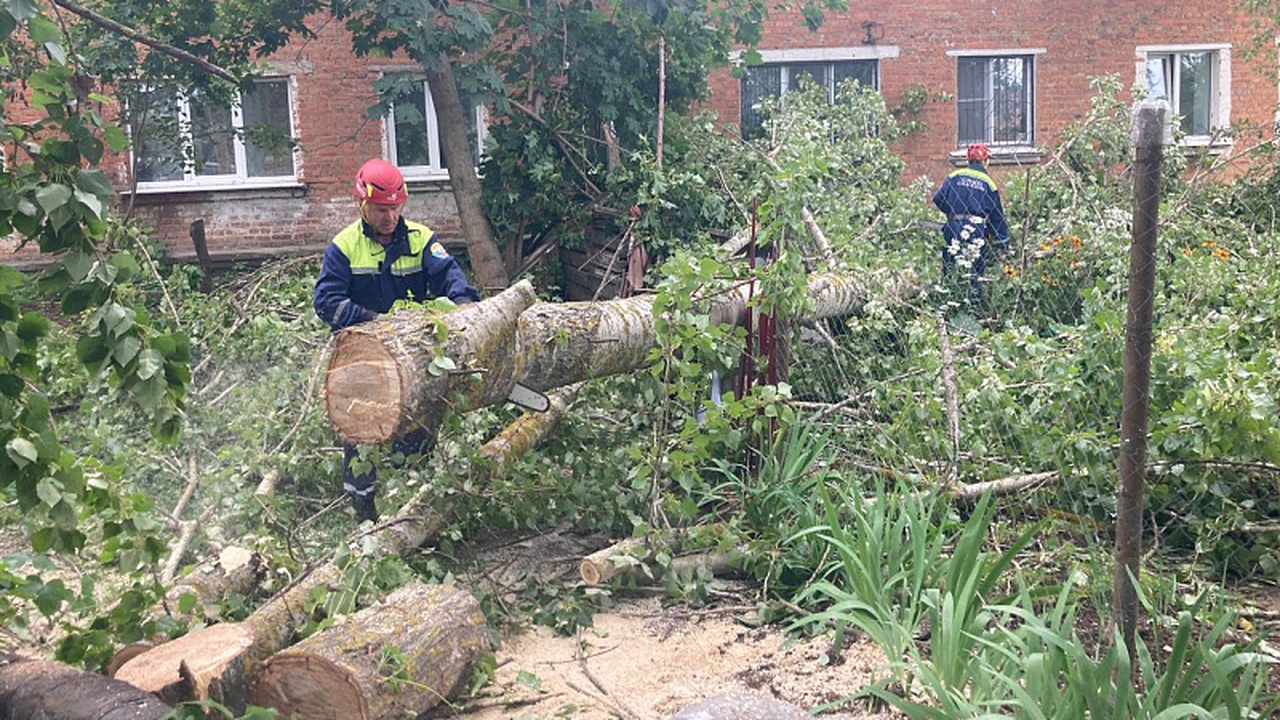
[325, 281, 538, 444]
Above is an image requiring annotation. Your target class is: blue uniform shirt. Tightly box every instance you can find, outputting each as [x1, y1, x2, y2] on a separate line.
[932, 161, 1011, 247]
[313, 217, 481, 330]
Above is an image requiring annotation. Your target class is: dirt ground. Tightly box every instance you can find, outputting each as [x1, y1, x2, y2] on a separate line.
[434, 529, 902, 720]
[444, 596, 900, 719]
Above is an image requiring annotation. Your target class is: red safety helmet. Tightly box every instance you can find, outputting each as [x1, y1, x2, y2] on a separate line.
[353, 158, 408, 205]
[967, 143, 991, 163]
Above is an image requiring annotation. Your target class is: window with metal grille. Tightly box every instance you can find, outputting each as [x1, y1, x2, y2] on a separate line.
[956, 55, 1033, 147]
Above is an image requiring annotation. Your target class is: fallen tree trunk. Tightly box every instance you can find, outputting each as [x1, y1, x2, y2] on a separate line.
[326, 271, 919, 444]
[0, 657, 172, 720]
[249, 581, 489, 719]
[114, 501, 454, 712]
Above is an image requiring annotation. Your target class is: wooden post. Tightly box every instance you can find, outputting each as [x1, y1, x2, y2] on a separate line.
[1113, 101, 1165, 663]
[189, 219, 213, 292]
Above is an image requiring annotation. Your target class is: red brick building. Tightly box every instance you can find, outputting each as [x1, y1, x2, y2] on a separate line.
[10, 3, 1278, 265]
[706, 1, 1277, 186]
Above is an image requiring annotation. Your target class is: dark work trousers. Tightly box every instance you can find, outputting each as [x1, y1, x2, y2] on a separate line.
[341, 427, 436, 521]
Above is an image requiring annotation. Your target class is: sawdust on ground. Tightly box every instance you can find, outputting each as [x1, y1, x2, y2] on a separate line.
[438, 528, 902, 720]
[450, 596, 901, 719]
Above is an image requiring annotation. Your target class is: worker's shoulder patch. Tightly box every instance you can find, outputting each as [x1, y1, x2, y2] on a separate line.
[430, 242, 449, 259]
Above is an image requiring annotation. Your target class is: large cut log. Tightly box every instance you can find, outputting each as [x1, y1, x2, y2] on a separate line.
[0, 656, 173, 720]
[324, 281, 540, 444]
[114, 500, 455, 713]
[326, 270, 919, 444]
[249, 581, 489, 719]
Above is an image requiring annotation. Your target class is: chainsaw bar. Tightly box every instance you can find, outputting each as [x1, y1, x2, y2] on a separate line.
[506, 383, 550, 412]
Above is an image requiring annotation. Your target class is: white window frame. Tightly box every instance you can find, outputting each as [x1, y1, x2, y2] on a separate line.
[382, 74, 489, 181]
[1135, 43, 1232, 150]
[132, 76, 300, 193]
[734, 46, 899, 139]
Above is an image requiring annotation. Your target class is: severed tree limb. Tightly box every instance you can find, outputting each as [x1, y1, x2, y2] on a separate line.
[951, 471, 1057, 500]
[937, 316, 961, 489]
[478, 382, 586, 476]
[160, 505, 214, 584]
[49, 0, 236, 83]
[0, 657, 173, 720]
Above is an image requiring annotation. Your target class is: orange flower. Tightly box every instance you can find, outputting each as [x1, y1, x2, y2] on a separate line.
[1002, 264, 1017, 278]
[1068, 236, 1083, 249]
[1213, 247, 1230, 261]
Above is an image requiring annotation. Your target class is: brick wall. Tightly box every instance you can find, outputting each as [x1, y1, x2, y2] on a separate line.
[706, 0, 1277, 188]
[6, 3, 1276, 265]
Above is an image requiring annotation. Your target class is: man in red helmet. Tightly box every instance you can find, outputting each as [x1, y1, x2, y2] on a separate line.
[314, 158, 481, 522]
[931, 143, 1011, 304]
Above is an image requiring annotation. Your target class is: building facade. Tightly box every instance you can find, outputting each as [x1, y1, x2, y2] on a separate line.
[8, 3, 1278, 266]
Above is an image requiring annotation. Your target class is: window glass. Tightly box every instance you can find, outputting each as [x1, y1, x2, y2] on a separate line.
[131, 79, 295, 185]
[956, 55, 1032, 147]
[740, 59, 878, 139]
[393, 87, 433, 168]
[189, 90, 236, 178]
[387, 78, 486, 173]
[242, 79, 294, 177]
[131, 87, 183, 183]
[1179, 52, 1212, 136]
[741, 65, 782, 140]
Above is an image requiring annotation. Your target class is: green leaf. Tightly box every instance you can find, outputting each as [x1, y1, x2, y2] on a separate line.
[16, 312, 49, 343]
[177, 592, 198, 614]
[102, 125, 128, 152]
[428, 355, 457, 376]
[113, 334, 141, 367]
[43, 41, 66, 66]
[0, 266, 23, 293]
[35, 477, 61, 506]
[5, 437, 37, 468]
[6, 0, 39, 23]
[74, 170, 115, 198]
[63, 252, 93, 283]
[0, 12, 15, 42]
[34, 579, 69, 617]
[73, 189, 102, 219]
[34, 183, 72, 215]
[135, 348, 164, 380]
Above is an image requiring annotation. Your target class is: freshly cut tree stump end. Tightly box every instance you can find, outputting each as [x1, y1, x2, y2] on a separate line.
[250, 654, 366, 719]
[114, 622, 255, 704]
[325, 331, 404, 444]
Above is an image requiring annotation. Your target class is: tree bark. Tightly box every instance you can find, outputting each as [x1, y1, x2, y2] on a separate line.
[249, 581, 490, 720]
[324, 281, 539, 445]
[326, 270, 920, 445]
[478, 381, 585, 475]
[424, 55, 510, 292]
[112, 502, 456, 713]
[0, 657, 173, 720]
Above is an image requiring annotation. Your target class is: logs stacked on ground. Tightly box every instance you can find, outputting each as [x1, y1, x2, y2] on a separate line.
[249, 581, 490, 719]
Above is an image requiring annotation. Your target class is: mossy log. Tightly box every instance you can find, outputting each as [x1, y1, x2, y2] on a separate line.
[112, 502, 454, 713]
[477, 381, 585, 475]
[0, 656, 173, 720]
[249, 581, 489, 719]
[326, 270, 919, 444]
